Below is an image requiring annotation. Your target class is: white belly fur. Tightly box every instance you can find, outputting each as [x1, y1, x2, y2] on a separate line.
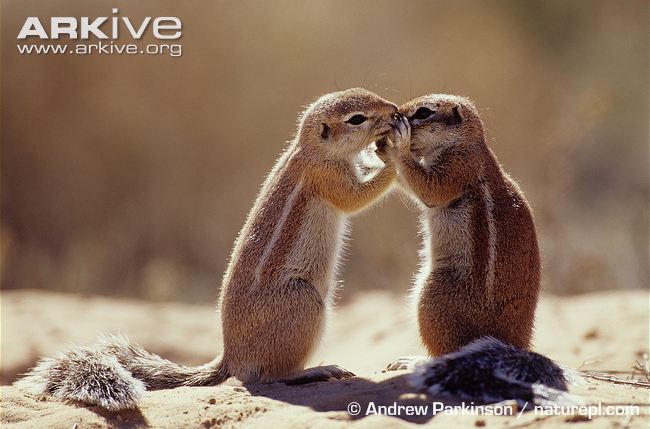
[411, 204, 473, 306]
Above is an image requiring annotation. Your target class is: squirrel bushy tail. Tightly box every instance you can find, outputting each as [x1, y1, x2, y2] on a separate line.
[15, 334, 229, 411]
[409, 337, 581, 408]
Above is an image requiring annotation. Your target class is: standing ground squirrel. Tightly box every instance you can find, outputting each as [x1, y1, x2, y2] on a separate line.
[16, 88, 400, 411]
[384, 94, 577, 406]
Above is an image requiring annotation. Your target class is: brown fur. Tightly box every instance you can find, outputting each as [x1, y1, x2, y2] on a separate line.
[387, 94, 540, 356]
[16, 88, 399, 410]
[220, 88, 398, 381]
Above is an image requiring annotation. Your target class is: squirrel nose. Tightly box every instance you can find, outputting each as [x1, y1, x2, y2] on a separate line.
[390, 112, 404, 125]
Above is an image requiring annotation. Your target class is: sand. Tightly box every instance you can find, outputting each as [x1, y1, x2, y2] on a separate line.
[1, 289, 649, 428]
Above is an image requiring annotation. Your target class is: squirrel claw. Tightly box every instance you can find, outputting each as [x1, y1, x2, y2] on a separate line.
[385, 356, 430, 372]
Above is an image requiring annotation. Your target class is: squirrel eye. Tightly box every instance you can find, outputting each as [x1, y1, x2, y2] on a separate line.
[345, 114, 367, 125]
[411, 107, 435, 121]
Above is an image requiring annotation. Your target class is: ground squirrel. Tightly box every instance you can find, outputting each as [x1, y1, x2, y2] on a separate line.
[16, 88, 399, 411]
[384, 95, 577, 406]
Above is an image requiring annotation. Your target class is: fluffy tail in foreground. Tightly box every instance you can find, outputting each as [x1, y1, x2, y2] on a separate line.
[409, 337, 581, 408]
[14, 335, 228, 411]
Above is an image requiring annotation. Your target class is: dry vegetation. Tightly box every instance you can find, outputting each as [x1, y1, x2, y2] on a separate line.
[1, 0, 648, 302]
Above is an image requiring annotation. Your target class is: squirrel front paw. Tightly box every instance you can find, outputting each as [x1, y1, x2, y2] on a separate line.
[388, 114, 411, 152]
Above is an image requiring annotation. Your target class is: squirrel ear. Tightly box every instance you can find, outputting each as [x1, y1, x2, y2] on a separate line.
[320, 123, 331, 140]
[451, 106, 463, 126]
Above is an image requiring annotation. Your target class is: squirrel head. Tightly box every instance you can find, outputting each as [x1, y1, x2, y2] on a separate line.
[297, 88, 398, 160]
[398, 94, 485, 158]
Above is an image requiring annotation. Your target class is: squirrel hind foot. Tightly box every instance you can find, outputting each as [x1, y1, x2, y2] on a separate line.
[408, 337, 579, 406]
[15, 346, 145, 411]
[385, 356, 430, 372]
[283, 365, 355, 386]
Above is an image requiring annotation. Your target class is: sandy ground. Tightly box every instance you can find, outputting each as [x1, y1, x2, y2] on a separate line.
[1, 289, 649, 428]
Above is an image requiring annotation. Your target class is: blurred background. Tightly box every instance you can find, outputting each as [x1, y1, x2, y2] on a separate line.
[2, 0, 648, 303]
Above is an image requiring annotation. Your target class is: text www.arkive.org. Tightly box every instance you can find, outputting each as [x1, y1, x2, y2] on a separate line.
[16, 42, 182, 57]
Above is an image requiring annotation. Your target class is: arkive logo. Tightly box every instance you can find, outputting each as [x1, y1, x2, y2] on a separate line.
[16, 8, 183, 57]
[18, 8, 181, 40]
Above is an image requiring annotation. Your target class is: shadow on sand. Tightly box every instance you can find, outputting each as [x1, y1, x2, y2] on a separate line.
[244, 372, 462, 425]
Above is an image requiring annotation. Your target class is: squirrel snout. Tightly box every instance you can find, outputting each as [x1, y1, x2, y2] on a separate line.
[389, 112, 404, 127]
[373, 108, 401, 142]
